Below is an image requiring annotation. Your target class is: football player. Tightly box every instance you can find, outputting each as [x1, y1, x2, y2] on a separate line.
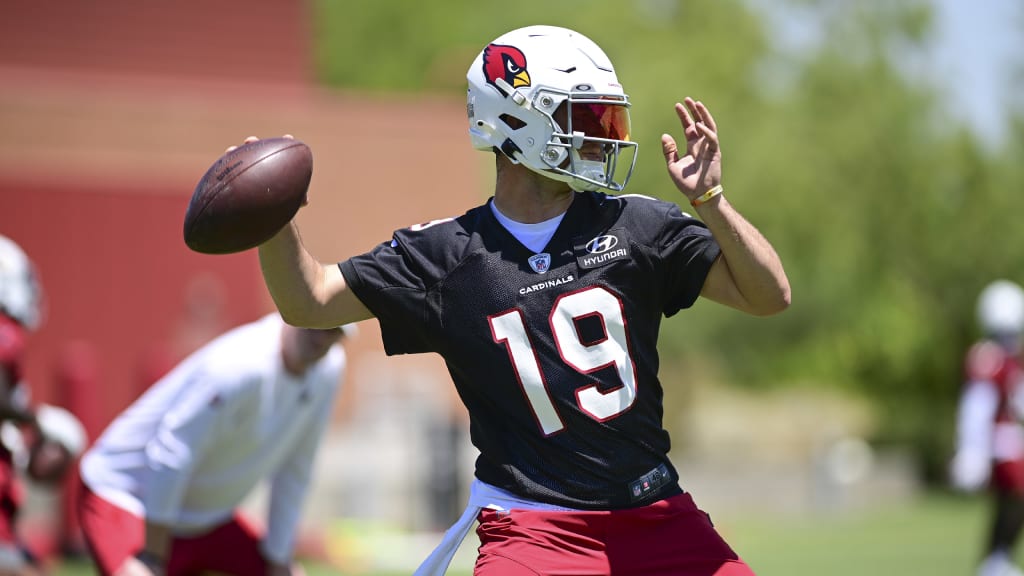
[77, 315, 351, 576]
[0, 234, 51, 575]
[952, 280, 1024, 576]
[256, 25, 790, 575]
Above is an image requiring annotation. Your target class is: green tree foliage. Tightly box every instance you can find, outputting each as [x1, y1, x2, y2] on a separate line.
[312, 0, 1024, 483]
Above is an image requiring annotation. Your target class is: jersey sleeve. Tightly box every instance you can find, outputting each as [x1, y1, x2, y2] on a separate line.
[654, 203, 721, 316]
[340, 214, 474, 356]
[339, 239, 437, 356]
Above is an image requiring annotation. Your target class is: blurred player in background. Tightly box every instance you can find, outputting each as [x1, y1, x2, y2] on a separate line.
[1, 405, 87, 576]
[254, 25, 789, 575]
[952, 279, 1024, 576]
[0, 234, 87, 575]
[77, 313, 350, 576]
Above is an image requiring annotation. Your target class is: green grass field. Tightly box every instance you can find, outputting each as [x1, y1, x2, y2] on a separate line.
[45, 492, 1010, 575]
[722, 492, 993, 575]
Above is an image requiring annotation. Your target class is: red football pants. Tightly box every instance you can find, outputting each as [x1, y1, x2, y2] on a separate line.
[474, 492, 755, 576]
[77, 481, 268, 576]
[994, 459, 1024, 495]
[0, 456, 23, 547]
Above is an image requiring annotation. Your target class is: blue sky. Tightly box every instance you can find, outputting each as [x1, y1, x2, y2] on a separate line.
[930, 0, 1021, 144]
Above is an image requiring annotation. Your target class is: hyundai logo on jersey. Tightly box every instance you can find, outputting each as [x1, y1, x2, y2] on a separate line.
[586, 235, 619, 254]
[575, 231, 630, 269]
[528, 253, 551, 274]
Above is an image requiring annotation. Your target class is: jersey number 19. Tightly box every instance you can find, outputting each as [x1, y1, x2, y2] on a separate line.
[489, 286, 638, 436]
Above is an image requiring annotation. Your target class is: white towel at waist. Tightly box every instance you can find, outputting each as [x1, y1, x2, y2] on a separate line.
[413, 479, 581, 576]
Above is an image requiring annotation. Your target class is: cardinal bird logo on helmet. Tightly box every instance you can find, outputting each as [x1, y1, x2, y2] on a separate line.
[482, 44, 531, 95]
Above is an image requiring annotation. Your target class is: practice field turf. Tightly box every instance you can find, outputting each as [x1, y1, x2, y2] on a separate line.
[44, 492, 1012, 575]
[722, 491, 994, 575]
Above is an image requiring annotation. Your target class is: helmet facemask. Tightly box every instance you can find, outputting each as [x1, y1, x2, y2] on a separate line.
[541, 92, 636, 192]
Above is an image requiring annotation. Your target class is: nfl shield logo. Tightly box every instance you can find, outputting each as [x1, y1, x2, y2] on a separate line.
[528, 253, 551, 274]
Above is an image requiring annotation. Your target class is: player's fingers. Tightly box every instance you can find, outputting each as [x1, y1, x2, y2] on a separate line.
[694, 100, 718, 133]
[696, 123, 719, 151]
[227, 134, 262, 151]
[685, 100, 704, 130]
[661, 134, 679, 165]
[678, 100, 702, 156]
[674, 102, 693, 131]
[683, 97, 700, 121]
[694, 137, 707, 170]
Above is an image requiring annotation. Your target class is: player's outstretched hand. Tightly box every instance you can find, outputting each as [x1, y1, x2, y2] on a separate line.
[661, 97, 723, 204]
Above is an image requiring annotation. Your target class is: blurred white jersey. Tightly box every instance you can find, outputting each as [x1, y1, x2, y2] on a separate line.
[80, 313, 344, 561]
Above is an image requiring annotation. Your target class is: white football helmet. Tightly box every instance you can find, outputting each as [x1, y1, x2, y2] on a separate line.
[35, 404, 87, 457]
[466, 25, 637, 192]
[978, 279, 1024, 336]
[0, 235, 43, 331]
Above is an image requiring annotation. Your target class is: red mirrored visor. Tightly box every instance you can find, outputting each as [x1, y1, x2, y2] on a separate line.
[570, 102, 631, 142]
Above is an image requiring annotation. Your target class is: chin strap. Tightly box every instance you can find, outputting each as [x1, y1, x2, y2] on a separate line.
[499, 138, 523, 161]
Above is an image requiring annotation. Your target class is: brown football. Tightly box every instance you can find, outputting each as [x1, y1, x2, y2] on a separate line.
[184, 137, 313, 254]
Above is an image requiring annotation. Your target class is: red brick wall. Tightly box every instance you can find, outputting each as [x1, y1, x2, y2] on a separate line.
[0, 0, 311, 83]
[0, 1, 484, 552]
[0, 0, 480, 435]
[0, 178, 267, 438]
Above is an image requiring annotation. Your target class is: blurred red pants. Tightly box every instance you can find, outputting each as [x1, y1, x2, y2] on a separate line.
[994, 459, 1024, 494]
[77, 481, 268, 576]
[0, 456, 23, 547]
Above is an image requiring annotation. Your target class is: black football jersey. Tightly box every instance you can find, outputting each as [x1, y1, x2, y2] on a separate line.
[340, 191, 721, 509]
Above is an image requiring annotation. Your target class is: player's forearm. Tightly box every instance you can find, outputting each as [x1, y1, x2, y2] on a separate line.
[956, 383, 999, 454]
[258, 222, 333, 327]
[260, 222, 375, 328]
[264, 469, 314, 564]
[263, 482, 306, 574]
[694, 195, 791, 315]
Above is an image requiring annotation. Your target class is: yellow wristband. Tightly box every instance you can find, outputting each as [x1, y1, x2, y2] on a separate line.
[690, 185, 723, 207]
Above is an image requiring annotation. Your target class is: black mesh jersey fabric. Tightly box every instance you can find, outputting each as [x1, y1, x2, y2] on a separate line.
[340, 191, 720, 509]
